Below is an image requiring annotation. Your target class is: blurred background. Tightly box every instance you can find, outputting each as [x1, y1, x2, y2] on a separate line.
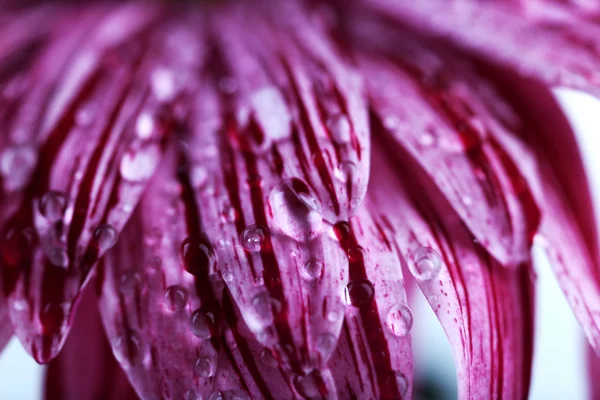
[0, 88, 597, 399]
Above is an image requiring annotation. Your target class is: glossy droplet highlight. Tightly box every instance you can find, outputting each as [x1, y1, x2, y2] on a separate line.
[347, 246, 366, 263]
[302, 259, 323, 281]
[0, 145, 36, 191]
[113, 332, 145, 367]
[268, 181, 322, 242]
[195, 357, 215, 377]
[94, 224, 118, 253]
[189, 308, 215, 339]
[334, 161, 357, 183]
[164, 285, 189, 311]
[409, 246, 442, 281]
[181, 236, 214, 276]
[251, 291, 274, 324]
[344, 279, 374, 307]
[395, 372, 409, 397]
[387, 303, 413, 336]
[240, 225, 267, 252]
[120, 144, 160, 183]
[316, 333, 337, 360]
[40, 192, 66, 222]
[327, 114, 351, 144]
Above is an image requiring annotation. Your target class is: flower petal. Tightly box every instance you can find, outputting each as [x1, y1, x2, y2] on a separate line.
[44, 286, 138, 400]
[0, 4, 173, 363]
[588, 344, 600, 399]
[367, 140, 535, 399]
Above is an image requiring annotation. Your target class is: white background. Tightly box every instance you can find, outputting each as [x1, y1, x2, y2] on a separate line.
[0, 89, 598, 399]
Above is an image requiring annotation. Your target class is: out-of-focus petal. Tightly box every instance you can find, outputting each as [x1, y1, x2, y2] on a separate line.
[44, 286, 138, 400]
[588, 345, 600, 400]
[367, 140, 535, 400]
[0, 4, 180, 363]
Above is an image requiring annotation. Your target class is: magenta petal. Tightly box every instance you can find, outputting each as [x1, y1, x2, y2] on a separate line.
[588, 345, 600, 399]
[0, 4, 170, 363]
[368, 142, 535, 399]
[44, 286, 138, 400]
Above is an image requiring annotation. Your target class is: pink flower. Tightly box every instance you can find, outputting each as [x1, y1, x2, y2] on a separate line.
[1, 0, 599, 398]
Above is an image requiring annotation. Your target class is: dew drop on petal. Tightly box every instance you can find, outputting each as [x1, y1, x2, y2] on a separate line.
[113, 332, 145, 367]
[327, 114, 351, 144]
[120, 271, 143, 295]
[316, 333, 337, 360]
[47, 247, 68, 268]
[221, 204, 237, 223]
[207, 393, 222, 400]
[387, 303, 413, 337]
[409, 246, 442, 281]
[0, 145, 37, 191]
[120, 144, 160, 183]
[184, 389, 202, 400]
[164, 285, 189, 311]
[150, 67, 177, 102]
[252, 291, 274, 323]
[395, 372, 409, 397]
[344, 279, 374, 307]
[333, 221, 351, 243]
[347, 246, 366, 263]
[189, 308, 215, 339]
[293, 371, 320, 398]
[94, 224, 118, 253]
[334, 160, 357, 183]
[195, 357, 215, 377]
[190, 166, 209, 189]
[40, 192, 66, 222]
[135, 112, 155, 140]
[269, 181, 322, 242]
[222, 271, 233, 283]
[181, 236, 214, 276]
[260, 348, 279, 367]
[240, 225, 267, 252]
[302, 259, 323, 281]
[419, 131, 436, 147]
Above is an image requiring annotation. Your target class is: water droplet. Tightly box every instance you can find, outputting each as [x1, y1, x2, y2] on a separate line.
[334, 161, 357, 183]
[47, 247, 68, 268]
[327, 309, 341, 322]
[181, 236, 214, 276]
[207, 393, 223, 400]
[316, 333, 337, 360]
[347, 247, 366, 263]
[240, 225, 267, 252]
[409, 246, 442, 281]
[113, 332, 145, 367]
[268, 181, 322, 242]
[40, 192, 66, 222]
[260, 347, 279, 367]
[1, 145, 37, 191]
[293, 370, 320, 398]
[120, 271, 143, 294]
[135, 112, 155, 140]
[221, 204, 237, 223]
[94, 224, 118, 253]
[419, 132, 436, 147]
[150, 68, 178, 102]
[344, 279, 374, 307]
[164, 285, 189, 311]
[120, 144, 160, 183]
[195, 357, 215, 377]
[333, 221, 351, 242]
[327, 114, 351, 144]
[252, 291, 274, 323]
[189, 308, 215, 339]
[302, 259, 323, 281]
[387, 303, 413, 336]
[184, 389, 202, 400]
[190, 166, 209, 189]
[395, 372, 409, 397]
[461, 195, 473, 206]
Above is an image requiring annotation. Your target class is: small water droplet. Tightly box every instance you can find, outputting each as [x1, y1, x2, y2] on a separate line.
[190, 166, 209, 189]
[47, 247, 68, 268]
[260, 348, 279, 367]
[189, 308, 215, 339]
[344, 279, 374, 307]
[409, 246, 442, 281]
[120, 271, 143, 294]
[387, 303, 413, 336]
[240, 225, 267, 252]
[327, 309, 341, 322]
[293, 370, 321, 398]
[347, 246, 366, 263]
[302, 259, 323, 281]
[222, 271, 233, 283]
[419, 132, 436, 147]
[184, 389, 202, 400]
[40, 192, 66, 222]
[151, 67, 178, 102]
[113, 332, 145, 367]
[1, 145, 37, 191]
[195, 357, 215, 377]
[181, 236, 214, 276]
[268, 181, 322, 242]
[252, 291, 274, 323]
[135, 112, 155, 140]
[333, 221, 351, 242]
[94, 224, 118, 253]
[221, 204, 237, 223]
[164, 285, 189, 311]
[334, 161, 357, 183]
[395, 372, 409, 397]
[120, 144, 160, 183]
[316, 333, 337, 360]
[327, 114, 351, 144]
[461, 195, 473, 206]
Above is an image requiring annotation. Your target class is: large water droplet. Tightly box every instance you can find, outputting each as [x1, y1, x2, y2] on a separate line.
[120, 144, 160, 183]
[327, 114, 351, 144]
[409, 246, 442, 281]
[113, 332, 145, 367]
[0, 145, 36, 191]
[40, 192, 66, 222]
[268, 180, 322, 242]
[316, 333, 337, 360]
[189, 308, 216, 339]
[344, 279, 374, 307]
[240, 225, 267, 252]
[302, 259, 323, 281]
[195, 357, 215, 377]
[181, 236, 214, 276]
[120, 271, 143, 294]
[387, 303, 413, 337]
[94, 224, 118, 253]
[164, 285, 189, 311]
